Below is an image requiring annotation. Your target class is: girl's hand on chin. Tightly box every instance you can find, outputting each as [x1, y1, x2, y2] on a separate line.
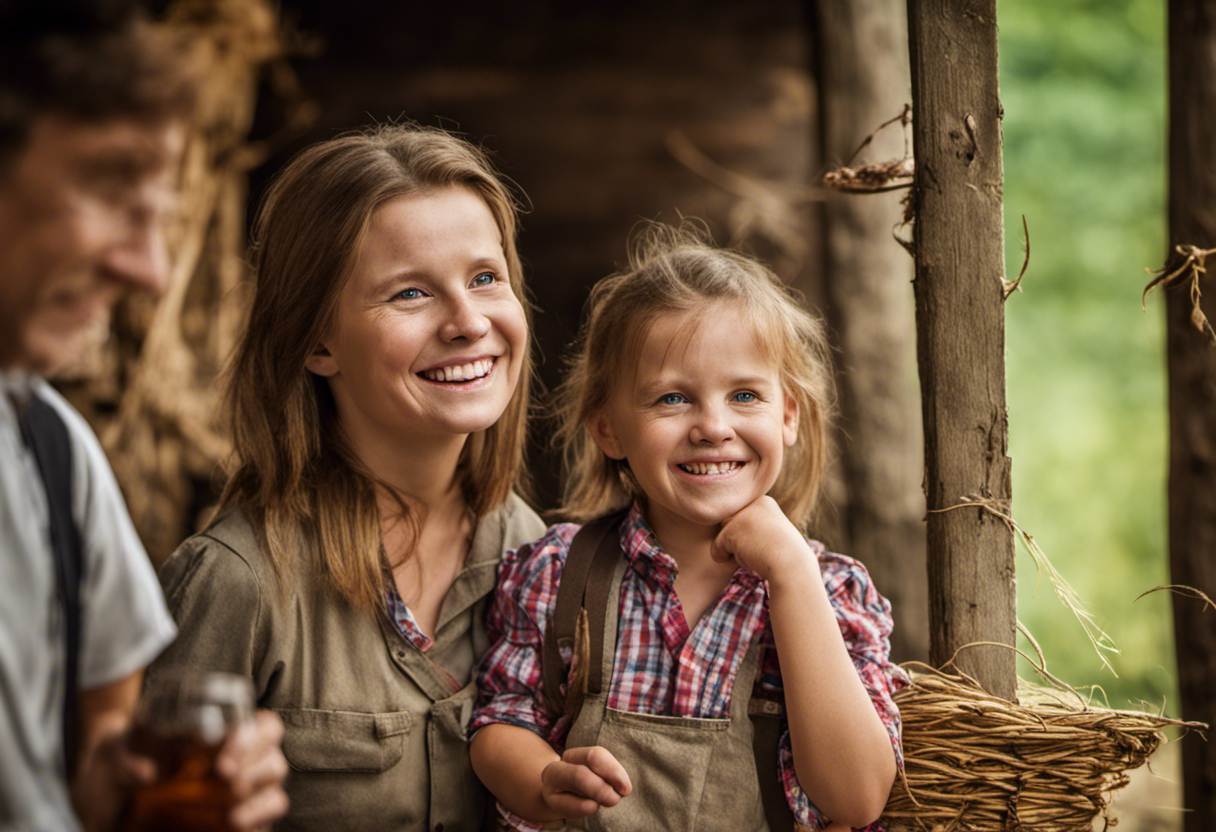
[711, 495, 817, 584]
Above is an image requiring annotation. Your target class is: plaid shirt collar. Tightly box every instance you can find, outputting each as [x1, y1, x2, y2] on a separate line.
[617, 502, 764, 592]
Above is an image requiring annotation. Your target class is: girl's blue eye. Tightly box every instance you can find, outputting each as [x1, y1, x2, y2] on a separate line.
[733, 391, 758, 403]
[471, 271, 497, 287]
[658, 393, 688, 406]
[395, 287, 425, 301]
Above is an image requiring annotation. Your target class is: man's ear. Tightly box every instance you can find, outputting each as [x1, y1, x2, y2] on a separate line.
[782, 392, 800, 447]
[305, 343, 339, 378]
[588, 410, 627, 460]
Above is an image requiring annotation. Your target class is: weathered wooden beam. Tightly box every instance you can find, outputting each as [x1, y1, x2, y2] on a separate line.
[1165, 2, 1216, 826]
[815, 0, 929, 662]
[906, 0, 1017, 699]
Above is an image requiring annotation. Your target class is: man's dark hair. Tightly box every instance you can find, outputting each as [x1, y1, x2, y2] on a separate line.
[0, 0, 199, 165]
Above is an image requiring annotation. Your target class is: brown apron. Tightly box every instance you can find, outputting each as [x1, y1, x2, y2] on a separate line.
[541, 514, 798, 832]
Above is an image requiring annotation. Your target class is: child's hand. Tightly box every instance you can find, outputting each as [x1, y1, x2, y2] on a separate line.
[712, 495, 817, 584]
[540, 745, 632, 819]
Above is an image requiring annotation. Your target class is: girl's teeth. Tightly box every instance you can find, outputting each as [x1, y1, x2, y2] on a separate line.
[422, 359, 493, 382]
[680, 461, 742, 475]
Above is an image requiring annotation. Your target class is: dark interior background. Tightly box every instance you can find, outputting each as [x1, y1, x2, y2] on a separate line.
[245, 0, 824, 513]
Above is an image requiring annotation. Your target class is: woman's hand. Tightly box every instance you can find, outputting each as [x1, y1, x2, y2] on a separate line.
[711, 495, 817, 585]
[540, 745, 632, 818]
[216, 710, 290, 831]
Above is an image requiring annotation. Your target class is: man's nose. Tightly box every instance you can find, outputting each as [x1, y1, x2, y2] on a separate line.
[102, 183, 173, 296]
[104, 218, 170, 294]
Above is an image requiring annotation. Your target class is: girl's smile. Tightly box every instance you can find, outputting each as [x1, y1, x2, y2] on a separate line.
[590, 301, 799, 545]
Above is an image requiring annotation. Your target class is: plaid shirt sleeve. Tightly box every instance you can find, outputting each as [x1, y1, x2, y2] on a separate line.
[471, 524, 582, 832]
[774, 546, 910, 831]
[470, 522, 580, 742]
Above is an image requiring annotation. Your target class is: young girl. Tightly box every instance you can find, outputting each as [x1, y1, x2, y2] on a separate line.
[470, 228, 907, 831]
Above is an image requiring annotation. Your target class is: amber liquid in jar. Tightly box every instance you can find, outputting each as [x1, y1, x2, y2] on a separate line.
[125, 673, 251, 831]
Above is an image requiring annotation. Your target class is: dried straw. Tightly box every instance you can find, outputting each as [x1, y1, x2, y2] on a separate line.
[1142, 243, 1216, 343]
[821, 104, 914, 194]
[54, 0, 312, 560]
[882, 653, 1203, 831]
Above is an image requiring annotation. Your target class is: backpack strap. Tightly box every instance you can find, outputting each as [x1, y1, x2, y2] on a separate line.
[541, 511, 626, 722]
[17, 393, 84, 780]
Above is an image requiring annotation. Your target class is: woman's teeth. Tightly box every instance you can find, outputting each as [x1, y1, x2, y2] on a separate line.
[678, 461, 743, 475]
[421, 358, 493, 383]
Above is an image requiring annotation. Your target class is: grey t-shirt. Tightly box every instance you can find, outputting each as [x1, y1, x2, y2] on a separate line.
[0, 372, 176, 831]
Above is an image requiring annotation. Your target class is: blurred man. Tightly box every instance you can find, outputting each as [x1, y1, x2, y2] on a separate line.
[0, 3, 288, 829]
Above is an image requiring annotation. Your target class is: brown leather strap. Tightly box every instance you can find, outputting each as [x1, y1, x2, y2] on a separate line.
[544, 510, 794, 830]
[582, 521, 625, 697]
[541, 512, 625, 718]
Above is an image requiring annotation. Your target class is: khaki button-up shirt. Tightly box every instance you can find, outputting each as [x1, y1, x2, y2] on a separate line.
[146, 493, 545, 832]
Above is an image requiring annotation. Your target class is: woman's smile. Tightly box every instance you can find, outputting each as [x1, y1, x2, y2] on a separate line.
[417, 355, 498, 387]
[309, 185, 528, 448]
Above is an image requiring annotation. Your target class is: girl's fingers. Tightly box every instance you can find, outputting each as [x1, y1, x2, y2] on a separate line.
[543, 758, 621, 806]
[709, 535, 734, 564]
[543, 791, 601, 818]
[571, 745, 633, 797]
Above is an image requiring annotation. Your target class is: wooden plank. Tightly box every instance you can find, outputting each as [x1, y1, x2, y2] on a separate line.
[906, 0, 1017, 699]
[1165, 2, 1216, 826]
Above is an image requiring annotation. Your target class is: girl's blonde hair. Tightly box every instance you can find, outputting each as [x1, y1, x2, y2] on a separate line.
[217, 124, 532, 611]
[555, 225, 833, 530]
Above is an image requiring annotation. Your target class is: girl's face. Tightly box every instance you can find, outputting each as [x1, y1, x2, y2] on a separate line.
[307, 185, 527, 454]
[591, 302, 798, 541]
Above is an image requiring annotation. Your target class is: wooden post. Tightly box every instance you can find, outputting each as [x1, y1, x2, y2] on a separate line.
[1166, 2, 1216, 825]
[906, 0, 1017, 699]
[815, 0, 929, 662]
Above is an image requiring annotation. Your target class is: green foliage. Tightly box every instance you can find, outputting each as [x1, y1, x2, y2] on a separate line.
[998, 0, 1175, 711]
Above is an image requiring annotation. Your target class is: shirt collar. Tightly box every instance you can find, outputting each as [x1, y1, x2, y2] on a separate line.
[618, 502, 673, 575]
[616, 502, 764, 590]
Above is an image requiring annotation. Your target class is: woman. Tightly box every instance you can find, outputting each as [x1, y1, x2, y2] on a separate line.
[146, 125, 545, 830]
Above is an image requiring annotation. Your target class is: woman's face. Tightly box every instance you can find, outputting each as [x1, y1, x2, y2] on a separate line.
[308, 186, 527, 455]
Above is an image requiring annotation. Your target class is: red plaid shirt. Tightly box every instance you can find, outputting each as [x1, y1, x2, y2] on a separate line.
[470, 504, 908, 830]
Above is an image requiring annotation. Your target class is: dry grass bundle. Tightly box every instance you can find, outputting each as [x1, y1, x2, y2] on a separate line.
[882, 660, 1203, 831]
[821, 104, 914, 195]
[55, 0, 312, 560]
[1142, 242, 1216, 343]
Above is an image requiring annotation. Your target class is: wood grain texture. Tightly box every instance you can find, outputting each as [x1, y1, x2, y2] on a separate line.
[815, 0, 929, 662]
[906, 0, 1017, 699]
[1166, 2, 1216, 826]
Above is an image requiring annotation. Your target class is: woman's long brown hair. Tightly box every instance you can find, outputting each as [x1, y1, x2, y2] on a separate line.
[217, 125, 532, 611]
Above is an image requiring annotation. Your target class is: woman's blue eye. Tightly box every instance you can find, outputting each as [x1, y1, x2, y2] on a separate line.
[733, 391, 758, 403]
[471, 272, 497, 287]
[658, 393, 688, 406]
[395, 287, 425, 301]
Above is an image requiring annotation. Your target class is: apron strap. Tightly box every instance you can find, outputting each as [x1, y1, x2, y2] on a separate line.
[541, 511, 626, 720]
[749, 698, 797, 831]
